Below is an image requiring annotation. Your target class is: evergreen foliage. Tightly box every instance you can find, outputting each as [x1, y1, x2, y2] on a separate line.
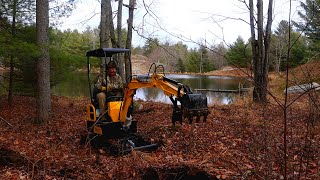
[177, 58, 185, 73]
[199, 47, 215, 72]
[225, 36, 252, 67]
[186, 49, 200, 72]
[295, 0, 320, 56]
[290, 32, 308, 67]
[143, 38, 159, 56]
[271, 20, 308, 71]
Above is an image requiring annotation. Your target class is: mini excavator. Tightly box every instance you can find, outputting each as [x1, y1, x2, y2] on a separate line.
[85, 48, 209, 154]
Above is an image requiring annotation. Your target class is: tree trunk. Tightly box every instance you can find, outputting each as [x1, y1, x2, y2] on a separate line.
[117, 0, 126, 81]
[117, 0, 123, 48]
[8, 55, 14, 105]
[100, 0, 110, 73]
[36, 0, 50, 124]
[249, 0, 258, 98]
[8, 0, 17, 106]
[124, 0, 135, 82]
[275, 41, 282, 73]
[100, 0, 109, 48]
[253, 0, 264, 102]
[250, 0, 272, 103]
[106, 0, 116, 48]
[262, 0, 273, 98]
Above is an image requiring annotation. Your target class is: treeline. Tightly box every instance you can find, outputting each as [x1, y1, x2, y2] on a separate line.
[0, 17, 132, 92]
[134, 39, 216, 73]
[1, 0, 320, 90]
[0, 20, 317, 90]
[133, 18, 318, 74]
[0, 0, 77, 96]
[133, 0, 320, 73]
[0, 20, 92, 91]
[0, 19, 319, 80]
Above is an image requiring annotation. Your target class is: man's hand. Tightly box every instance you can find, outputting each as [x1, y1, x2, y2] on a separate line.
[101, 86, 107, 91]
[101, 86, 112, 92]
[102, 86, 122, 92]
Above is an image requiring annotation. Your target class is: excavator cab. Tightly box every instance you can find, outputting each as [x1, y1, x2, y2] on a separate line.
[86, 48, 128, 105]
[85, 48, 136, 139]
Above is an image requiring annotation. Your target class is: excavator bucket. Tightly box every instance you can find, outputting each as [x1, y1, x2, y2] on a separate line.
[171, 92, 209, 125]
[181, 93, 209, 124]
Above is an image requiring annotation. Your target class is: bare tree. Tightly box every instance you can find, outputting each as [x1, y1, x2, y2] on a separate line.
[8, 0, 17, 105]
[100, 0, 109, 49]
[106, 0, 116, 48]
[124, 0, 136, 81]
[99, 0, 136, 81]
[116, 0, 126, 81]
[249, 0, 273, 103]
[100, 0, 109, 73]
[117, 0, 123, 48]
[100, 0, 118, 73]
[36, 0, 50, 123]
[100, 0, 117, 48]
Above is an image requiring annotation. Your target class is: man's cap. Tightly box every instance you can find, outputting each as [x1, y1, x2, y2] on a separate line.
[107, 61, 117, 69]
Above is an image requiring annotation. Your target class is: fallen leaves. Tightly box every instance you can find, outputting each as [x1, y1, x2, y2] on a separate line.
[0, 95, 319, 179]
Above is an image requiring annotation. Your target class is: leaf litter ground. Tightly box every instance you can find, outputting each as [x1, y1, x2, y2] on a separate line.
[0, 95, 319, 179]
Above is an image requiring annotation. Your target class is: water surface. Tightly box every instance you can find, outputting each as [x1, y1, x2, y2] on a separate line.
[51, 73, 251, 105]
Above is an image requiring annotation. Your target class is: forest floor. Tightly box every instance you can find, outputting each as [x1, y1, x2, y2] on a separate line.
[0, 93, 319, 180]
[0, 61, 320, 179]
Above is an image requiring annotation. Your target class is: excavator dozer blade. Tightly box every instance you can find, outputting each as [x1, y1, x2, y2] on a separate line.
[181, 93, 209, 124]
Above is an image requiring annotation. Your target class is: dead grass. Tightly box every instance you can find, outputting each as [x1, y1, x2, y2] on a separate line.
[204, 67, 252, 78]
[132, 55, 151, 74]
[268, 60, 320, 100]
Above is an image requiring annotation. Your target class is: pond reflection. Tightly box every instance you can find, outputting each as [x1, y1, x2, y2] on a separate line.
[50, 73, 251, 105]
[0, 72, 251, 105]
[133, 74, 251, 105]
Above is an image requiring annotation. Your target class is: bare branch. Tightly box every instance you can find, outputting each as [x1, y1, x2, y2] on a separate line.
[79, 12, 99, 26]
[132, 26, 179, 60]
[0, 116, 13, 127]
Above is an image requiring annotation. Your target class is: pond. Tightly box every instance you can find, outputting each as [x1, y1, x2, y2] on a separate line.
[51, 73, 251, 105]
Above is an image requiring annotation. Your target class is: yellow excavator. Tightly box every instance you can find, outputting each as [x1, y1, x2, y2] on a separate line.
[85, 48, 209, 154]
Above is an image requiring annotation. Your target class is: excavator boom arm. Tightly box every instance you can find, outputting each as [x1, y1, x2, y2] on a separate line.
[119, 73, 209, 125]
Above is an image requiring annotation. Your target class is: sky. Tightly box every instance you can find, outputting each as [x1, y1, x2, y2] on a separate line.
[57, 0, 303, 48]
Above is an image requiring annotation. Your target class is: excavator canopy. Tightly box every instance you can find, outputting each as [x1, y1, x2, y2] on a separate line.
[86, 48, 130, 57]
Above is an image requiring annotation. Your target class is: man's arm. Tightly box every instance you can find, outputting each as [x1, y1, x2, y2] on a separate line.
[117, 75, 123, 88]
[94, 74, 105, 90]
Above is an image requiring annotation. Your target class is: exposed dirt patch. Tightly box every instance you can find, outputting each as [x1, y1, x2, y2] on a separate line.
[132, 54, 151, 74]
[204, 67, 252, 78]
[269, 60, 320, 96]
[131, 55, 252, 78]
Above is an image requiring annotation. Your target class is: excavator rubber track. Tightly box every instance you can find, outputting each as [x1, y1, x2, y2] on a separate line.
[85, 132, 160, 156]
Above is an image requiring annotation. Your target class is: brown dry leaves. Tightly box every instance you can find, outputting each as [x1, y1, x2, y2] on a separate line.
[0, 96, 319, 179]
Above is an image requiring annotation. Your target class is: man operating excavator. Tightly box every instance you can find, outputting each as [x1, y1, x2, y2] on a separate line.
[94, 61, 123, 116]
[85, 48, 209, 154]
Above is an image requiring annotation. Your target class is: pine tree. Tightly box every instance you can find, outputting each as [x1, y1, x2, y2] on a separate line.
[226, 36, 252, 68]
[295, 0, 320, 55]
